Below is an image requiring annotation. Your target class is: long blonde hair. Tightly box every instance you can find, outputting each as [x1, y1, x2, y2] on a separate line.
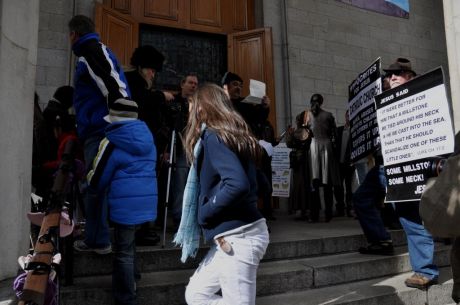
[184, 83, 261, 164]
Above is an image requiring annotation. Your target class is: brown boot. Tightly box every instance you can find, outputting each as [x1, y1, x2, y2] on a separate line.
[404, 273, 437, 290]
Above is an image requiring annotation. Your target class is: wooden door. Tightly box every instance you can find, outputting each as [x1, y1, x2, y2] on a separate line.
[95, 3, 139, 67]
[227, 28, 277, 132]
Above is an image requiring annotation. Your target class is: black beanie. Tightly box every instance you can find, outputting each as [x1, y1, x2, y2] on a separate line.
[130, 45, 165, 72]
[53, 85, 74, 109]
[221, 72, 243, 86]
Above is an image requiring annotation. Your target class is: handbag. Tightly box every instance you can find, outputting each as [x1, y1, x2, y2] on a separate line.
[420, 153, 460, 237]
[293, 110, 311, 142]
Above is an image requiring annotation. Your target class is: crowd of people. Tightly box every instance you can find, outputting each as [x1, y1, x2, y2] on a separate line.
[30, 13, 460, 305]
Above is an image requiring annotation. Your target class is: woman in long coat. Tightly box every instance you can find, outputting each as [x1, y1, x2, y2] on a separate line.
[286, 110, 312, 220]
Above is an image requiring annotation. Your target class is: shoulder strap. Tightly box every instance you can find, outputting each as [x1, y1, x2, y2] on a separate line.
[302, 110, 310, 126]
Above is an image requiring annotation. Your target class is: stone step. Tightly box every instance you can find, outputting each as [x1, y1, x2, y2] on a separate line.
[72, 229, 407, 277]
[257, 266, 454, 305]
[61, 244, 450, 305]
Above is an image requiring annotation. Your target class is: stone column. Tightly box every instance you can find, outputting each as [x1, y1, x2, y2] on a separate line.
[443, 0, 460, 132]
[0, 1, 39, 279]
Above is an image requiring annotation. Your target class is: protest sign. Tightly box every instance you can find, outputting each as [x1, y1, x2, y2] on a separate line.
[349, 58, 382, 162]
[271, 143, 291, 197]
[374, 67, 455, 202]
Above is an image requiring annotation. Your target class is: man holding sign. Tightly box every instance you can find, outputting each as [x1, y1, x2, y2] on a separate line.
[355, 58, 440, 290]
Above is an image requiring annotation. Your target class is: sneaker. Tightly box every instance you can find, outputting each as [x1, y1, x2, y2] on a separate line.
[358, 241, 394, 255]
[73, 240, 112, 255]
[404, 273, 438, 290]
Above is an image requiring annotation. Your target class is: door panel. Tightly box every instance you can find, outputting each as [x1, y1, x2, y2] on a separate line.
[228, 28, 277, 132]
[144, 0, 179, 21]
[112, 0, 131, 14]
[190, 0, 222, 27]
[95, 3, 139, 67]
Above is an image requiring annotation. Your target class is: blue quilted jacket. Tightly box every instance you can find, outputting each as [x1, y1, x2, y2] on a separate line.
[87, 120, 157, 225]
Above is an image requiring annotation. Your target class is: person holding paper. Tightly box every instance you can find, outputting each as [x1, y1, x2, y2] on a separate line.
[354, 58, 438, 290]
[221, 72, 271, 138]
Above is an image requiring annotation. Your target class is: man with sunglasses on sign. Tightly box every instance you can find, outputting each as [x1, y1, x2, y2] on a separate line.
[354, 58, 438, 290]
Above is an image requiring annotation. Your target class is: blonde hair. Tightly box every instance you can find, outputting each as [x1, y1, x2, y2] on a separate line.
[184, 83, 261, 164]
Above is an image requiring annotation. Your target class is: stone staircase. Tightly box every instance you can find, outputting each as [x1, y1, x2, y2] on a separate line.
[59, 217, 453, 305]
[0, 217, 454, 305]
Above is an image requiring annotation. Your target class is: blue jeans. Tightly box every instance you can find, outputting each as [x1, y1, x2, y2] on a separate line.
[353, 165, 391, 243]
[171, 153, 189, 224]
[113, 223, 138, 305]
[394, 202, 438, 280]
[83, 135, 110, 248]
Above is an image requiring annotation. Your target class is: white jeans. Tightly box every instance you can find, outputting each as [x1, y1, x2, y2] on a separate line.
[185, 219, 269, 305]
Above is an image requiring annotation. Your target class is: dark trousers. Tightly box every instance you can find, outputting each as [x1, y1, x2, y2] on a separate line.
[334, 163, 354, 213]
[310, 179, 333, 221]
[113, 223, 138, 305]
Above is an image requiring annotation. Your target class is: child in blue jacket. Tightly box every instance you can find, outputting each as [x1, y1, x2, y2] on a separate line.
[87, 102, 157, 305]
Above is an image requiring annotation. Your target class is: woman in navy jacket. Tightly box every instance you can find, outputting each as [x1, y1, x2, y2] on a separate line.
[183, 83, 269, 305]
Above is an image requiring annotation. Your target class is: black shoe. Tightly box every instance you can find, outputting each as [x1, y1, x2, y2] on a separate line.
[295, 215, 308, 221]
[386, 222, 403, 230]
[135, 232, 160, 246]
[359, 242, 394, 255]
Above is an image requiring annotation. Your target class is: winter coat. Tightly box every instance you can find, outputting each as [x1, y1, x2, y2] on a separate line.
[309, 109, 341, 186]
[197, 129, 263, 242]
[87, 120, 157, 225]
[72, 33, 131, 141]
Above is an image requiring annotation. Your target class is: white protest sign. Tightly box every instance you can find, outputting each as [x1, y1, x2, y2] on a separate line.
[374, 67, 455, 202]
[271, 143, 291, 197]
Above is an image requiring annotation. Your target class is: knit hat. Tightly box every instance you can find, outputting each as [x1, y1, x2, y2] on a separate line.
[104, 98, 138, 123]
[130, 45, 165, 72]
[221, 71, 243, 86]
[53, 85, 74, 109]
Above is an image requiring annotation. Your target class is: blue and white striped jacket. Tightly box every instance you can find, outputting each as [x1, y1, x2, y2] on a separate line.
[72, 33, 131, 140]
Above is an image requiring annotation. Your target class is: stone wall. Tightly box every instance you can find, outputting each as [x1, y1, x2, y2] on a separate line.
[0, 0, 39, 280]
[36, 0, 97, 108]
[443, 0, 460, 132]
[264, 0, 448, 127]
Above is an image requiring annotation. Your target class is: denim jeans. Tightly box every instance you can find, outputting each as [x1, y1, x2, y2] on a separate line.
[394, 202, 438, 280]
[171, 153, 189, 224]
[113, 223, 137, 305]
[83, 135, 110, 248]
[185, 219, 269, 305]
[353, 165, 391, 243]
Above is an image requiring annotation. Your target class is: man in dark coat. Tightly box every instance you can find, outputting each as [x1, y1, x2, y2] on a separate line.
[125, 45, 172, 246]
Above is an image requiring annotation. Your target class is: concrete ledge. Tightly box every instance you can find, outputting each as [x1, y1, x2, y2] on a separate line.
[257, 267, 454, 305]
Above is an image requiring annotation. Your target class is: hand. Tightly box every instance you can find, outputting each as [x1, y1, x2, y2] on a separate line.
[163, 91, 175, 102]
[262, 96, 270, 108]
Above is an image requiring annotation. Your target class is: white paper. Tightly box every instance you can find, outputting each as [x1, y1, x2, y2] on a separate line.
[242, 79, 266, 105]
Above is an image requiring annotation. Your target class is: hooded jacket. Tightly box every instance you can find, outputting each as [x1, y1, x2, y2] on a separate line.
[87, 120, 157, 225]
[72, 33, 131, 141]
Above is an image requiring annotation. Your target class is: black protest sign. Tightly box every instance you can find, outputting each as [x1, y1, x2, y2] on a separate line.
[349, 58, 382, 162]
[374, 67, 455, 202]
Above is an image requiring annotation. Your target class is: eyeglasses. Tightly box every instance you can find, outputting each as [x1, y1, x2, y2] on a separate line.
[385, 70, 405, 78]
